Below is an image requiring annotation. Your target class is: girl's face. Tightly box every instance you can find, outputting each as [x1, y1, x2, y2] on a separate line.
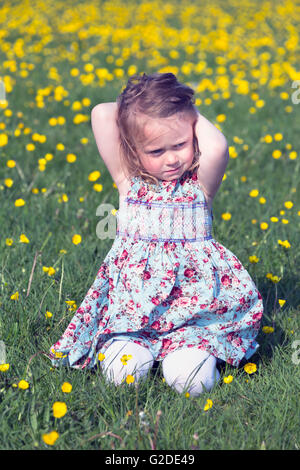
[137, 112, 196, 181]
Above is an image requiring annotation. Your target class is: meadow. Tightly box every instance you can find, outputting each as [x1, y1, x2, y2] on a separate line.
[0, 0, 299, 451]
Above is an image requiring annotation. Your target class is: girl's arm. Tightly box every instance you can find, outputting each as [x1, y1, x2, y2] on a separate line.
[91, 102, 126, 188]
[194, 111, 229, 201]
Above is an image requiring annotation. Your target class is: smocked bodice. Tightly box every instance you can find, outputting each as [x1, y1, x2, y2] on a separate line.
[116, 169, 213, 242]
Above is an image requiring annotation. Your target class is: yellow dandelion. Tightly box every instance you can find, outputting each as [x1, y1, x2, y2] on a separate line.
[52, 401, 67, 418]
[126, 374, 135, 384]
[15, 198, 25, 207]
[26, 143, 35, 151]
[88, 171, 101, 182]
[18, 379, 29, 390]
[243, 363, 257, 374]
[284, 201, 293, 209]
[7, 160, 16, 168]
[203, 399, 213, 411]
[93, 184, 103, 192]
[249, 255, 259, 263]
[0, 133, 8, 146]
[222, 212, 232, 221]
[98, 352, 105, 362]
[260, 222, 268, 230]
[45, 311, 53, 318]
[42, 431, 59, 446]
[19, 233, 29, 243]
[223, 375, 233, 384]
[0, 364, 10, 372]
[10, 291, 19, 300]
[262, 326, 274, 334]
[66, 153, 76, 163]
[278, 299, 286, 307]
[272, 150, 282, 159]
[264, 134, 272, 143]
[120, 354, 133, 365]
[185, 392, 190, 398]
[61, 382, 72, 393]
[72, 234, 82, 245]
[274, 133, 283, 141]
[289, 151, 297, 160]
[270, 217, 279, 223]
[249, 189, 259, 197]
[4, 178, 13, 188]
[6, 238, 13, 246]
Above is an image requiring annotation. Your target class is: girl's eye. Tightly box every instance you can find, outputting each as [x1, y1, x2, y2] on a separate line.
[174, 142, 185, 148]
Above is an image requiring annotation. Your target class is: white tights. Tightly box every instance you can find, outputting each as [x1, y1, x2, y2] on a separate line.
[101, 340, 220, 396]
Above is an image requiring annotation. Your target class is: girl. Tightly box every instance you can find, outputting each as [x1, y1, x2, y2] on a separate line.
[49, 72, 263, 397]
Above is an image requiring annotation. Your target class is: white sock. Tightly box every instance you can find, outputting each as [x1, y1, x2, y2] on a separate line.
[101, 340, 154, 385]
[162, 347, 220, 397]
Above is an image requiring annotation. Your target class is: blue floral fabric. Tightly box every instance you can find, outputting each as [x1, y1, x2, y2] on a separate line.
[49, 168, 263, 369]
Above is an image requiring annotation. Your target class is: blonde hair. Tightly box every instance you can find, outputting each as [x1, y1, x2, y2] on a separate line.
[116, 72, 200, 185]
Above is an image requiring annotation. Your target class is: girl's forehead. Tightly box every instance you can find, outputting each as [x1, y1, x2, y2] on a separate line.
[141, 114, 192, 143]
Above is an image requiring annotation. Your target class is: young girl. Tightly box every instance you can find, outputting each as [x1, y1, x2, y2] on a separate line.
[49, 72, 264, 397]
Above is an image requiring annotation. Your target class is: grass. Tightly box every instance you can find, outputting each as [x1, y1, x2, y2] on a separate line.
[0, 0, 300, 451]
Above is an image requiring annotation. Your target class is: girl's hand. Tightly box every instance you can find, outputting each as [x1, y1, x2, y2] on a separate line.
[194, 111, 229, 201]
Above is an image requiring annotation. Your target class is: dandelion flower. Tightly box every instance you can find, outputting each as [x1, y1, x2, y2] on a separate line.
[262, 326, 274, 334]
[203, 399, 213, 411]
[222, 212, 231, 221]
[19, 234, 29, 243]
[278, 299, 286, 307]
[0, 364, 10, 372]
[88, 170, 101, 182]
[18, 379, 29, 389]
[249, 255, 259, 263]
[249, 189, 259, 197]
[98, 352, 105, 362]
[52, 401, 67, 418]
[72, 234, 82, 245]
[126, 374, 135, 384]
[15, 198, 26, 207]
[61, 382, 72, 393]
[42, 431, 59, 446]
[243, 363, 257, 374]
[10, 291, 19, 300]
[223, 375, 233, 384]
[120, 354, 133, 365]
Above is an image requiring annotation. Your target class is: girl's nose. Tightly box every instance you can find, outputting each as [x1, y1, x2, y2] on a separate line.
[166, 152, 179, 165]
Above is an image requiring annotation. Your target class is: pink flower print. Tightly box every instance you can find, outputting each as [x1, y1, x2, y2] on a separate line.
[191, 295, 198, 304]
[151, 320, 161, 330]
[162, 338, 172, 350]
[143, 271, 151, 280]
[151, 297, 160, 306]
[91, 290, 100, 299]
[77, 307, 84, 315]
[178, 297, 190, 306]
[83, 313, 91, 324]
[120, 249, 129, 262]
[137, 186, 147, 198]
[126, 300, 135, 312]
[184, 268, 195, 278]
[221, 274, 232, 287]
[239, 296, 246, 305]
[233, 262, 242, 270]
[141, 315, 149, 326]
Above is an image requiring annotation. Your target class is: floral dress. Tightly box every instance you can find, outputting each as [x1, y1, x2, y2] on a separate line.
[49, 168, 263, 369]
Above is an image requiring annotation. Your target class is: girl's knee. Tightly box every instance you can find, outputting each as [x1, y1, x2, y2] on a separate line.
[101, 340, 154, 386]
[162, 347, 220, 397]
